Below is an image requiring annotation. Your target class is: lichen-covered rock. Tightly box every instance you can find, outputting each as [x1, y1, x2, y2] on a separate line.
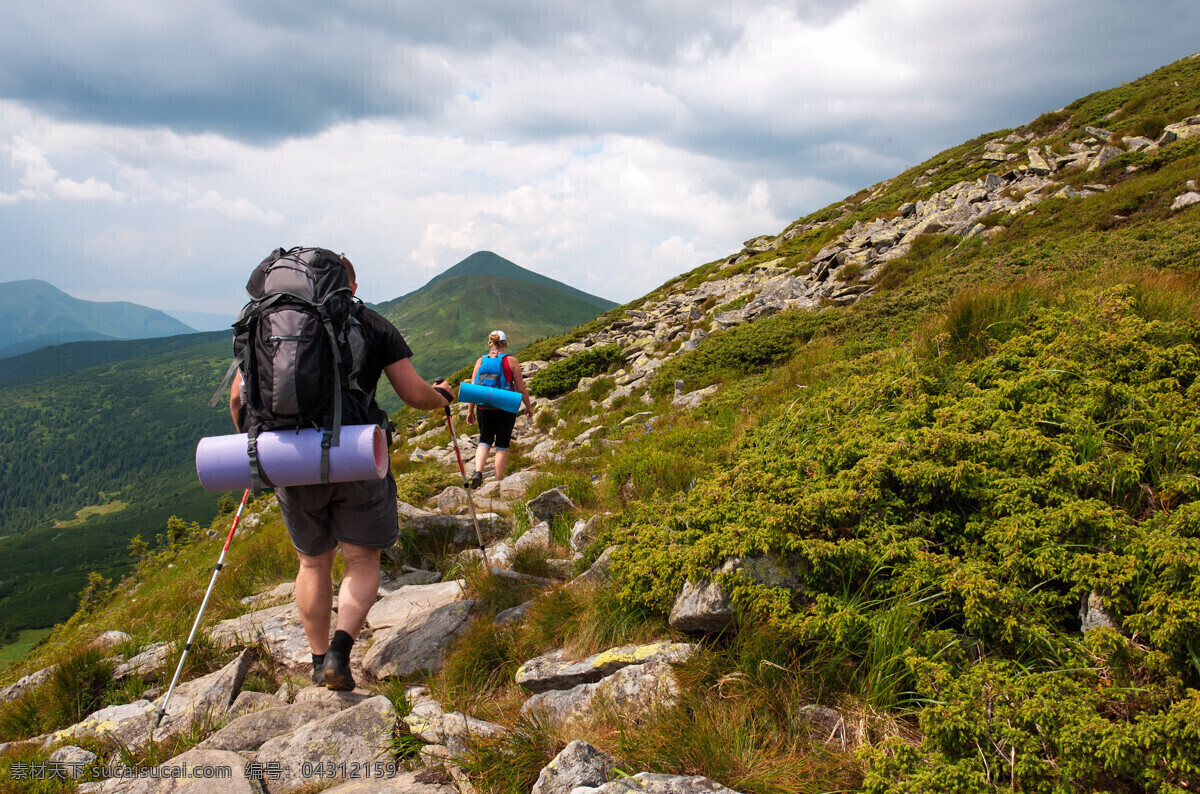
[1080, 590, 1118, 634]
[516, 642, 694, 693]
[152, 648, 254, 738]
[669, 579, 734, 633]
[521, 661, 682, 726]
[500, 470, 543, 500]
[532, 740, 624, 794]
[227, 690, 286, 719]
[582, 772, 744, 793]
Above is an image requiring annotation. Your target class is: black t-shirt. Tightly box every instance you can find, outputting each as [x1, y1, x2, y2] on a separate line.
[355, 304, 413, 417]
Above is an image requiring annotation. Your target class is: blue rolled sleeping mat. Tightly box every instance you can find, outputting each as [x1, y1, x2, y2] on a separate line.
[458, 380, 522, 413]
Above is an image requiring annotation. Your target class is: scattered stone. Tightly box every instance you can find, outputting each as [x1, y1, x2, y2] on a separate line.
[516, 642, 695, 694]
[583, 772, 744, 793]
[669, 579, 734, 633]
[227, 690, 286, 719]
[240, 581, 295, 607]
[402, 513, 507, 547]
[1080, 590, 1118, 634]
[255, 695, 396, 793]
[794, 704, 850, 750]
[97, 748, 260, 793]
[495, 599, 536, 627]
[521, 661, 683, 727]
[570, 515, 601, 553]
[1171, 191, 1200, 211]
[532, 740, 625, 794]
[527, 487, 578, 522]
[362, 600, 476, 679]
[366, 580, 466, 630]
[197, 699, 345, 752]
[569, 545, 618, 588]
[88, 630, 130, 651]
[516, 520, 553, 551]
[500, 470, 543, 500]
[48, 746, 97, 779]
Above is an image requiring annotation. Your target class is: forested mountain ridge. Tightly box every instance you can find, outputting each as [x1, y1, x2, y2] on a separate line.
[0, 279, 196, 359]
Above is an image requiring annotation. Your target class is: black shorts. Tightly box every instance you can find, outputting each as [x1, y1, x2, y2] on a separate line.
[275, 472, 399, 556]
[477, 408, 517, 450]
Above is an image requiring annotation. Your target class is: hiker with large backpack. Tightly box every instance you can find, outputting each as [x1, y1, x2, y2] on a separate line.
[465, 329, 533, 489]
[223, 247, 453, 690]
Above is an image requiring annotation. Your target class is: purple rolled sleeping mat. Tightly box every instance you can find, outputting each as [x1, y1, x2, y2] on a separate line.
[195, 425, 387, 491]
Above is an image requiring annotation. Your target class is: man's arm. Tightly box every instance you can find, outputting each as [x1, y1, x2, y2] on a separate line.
[229, 371, 243, 430]
[384, 358, 452, 409]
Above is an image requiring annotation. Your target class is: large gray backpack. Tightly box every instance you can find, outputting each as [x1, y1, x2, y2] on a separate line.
[211, 247, 373, 489]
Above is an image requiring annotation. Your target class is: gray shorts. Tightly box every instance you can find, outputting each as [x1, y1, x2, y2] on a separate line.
[275, 473, 399, 556]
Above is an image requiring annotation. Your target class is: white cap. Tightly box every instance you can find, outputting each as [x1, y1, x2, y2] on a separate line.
[491, 329, 507, 342]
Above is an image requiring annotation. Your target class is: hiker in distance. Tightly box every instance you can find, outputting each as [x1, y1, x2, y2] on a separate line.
[227, 250, 454, 690]
[465, 329, 533, 489]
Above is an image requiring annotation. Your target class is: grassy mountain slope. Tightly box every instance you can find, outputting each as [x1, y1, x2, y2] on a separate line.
[374, 251, 618, 379]
[3, 54, 1200, 793]
[0, 279, 196, 357]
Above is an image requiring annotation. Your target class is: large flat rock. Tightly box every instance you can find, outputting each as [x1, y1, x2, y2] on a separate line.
[255, 694, 396, 793]
[516, 642, 695, 694]
[365, 580, 466, 630]
[362, 600, 476, 679]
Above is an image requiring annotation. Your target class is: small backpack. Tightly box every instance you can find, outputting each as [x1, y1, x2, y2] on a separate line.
[475, 352, 513, 391]
[210, 247, 372, 489]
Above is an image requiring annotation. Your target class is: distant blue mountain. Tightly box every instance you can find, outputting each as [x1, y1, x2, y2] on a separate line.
[0, 279, 197, 359]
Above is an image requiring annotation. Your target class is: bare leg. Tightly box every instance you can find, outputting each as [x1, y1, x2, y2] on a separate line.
[334, 543, 381, 639]
[295, 549, 336, 654]
[493, 448, 509, 481]
[473, 442, 491, 477]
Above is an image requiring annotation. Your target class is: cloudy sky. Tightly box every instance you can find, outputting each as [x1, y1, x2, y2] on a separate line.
[1, 1, 1197, 327]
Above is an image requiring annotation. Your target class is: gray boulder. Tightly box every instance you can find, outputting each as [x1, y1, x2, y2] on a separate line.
[402, 513, 506, 547]
[500, 470, 543, 500]
[365, 580, 466, 630]
[48, 745, 97, 779]
[584, 772, 743, 793]
[521, 661, 682, 727]
[1080, 590, 1118, 634]
[532, 740, 624, 794]
[569, 545, 618, 589]
[197, 700, 345, 752]
[227, 690, 286, 719]
[516, 642, 695, 693]
[255, 695, 396, 793]
[527, 488, 577, 522]
[152, 648, 254, 739]
[362, 600, 476, 679]
[212, 602, 330, 671]
[95, 748, 259, 793]
[669, 579, 734, 633]
[516, 520, 553, 551]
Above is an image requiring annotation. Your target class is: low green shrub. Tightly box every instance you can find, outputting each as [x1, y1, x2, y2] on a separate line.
[650, 310, 832, 395]
[527, 345, 623, 398]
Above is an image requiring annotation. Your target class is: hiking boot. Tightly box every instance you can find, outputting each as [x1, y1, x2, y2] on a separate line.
[312, 662, 324, 685]
[470, 471, 483, 490]
[322, 648, 355, 691]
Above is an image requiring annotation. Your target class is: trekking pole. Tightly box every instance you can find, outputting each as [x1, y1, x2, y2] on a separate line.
[442, 406, 490, 570]
[155, 488, 251, 727]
